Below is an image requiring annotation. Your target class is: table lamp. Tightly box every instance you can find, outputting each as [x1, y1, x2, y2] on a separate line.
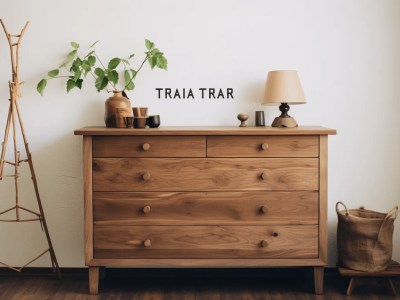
[262, 70, 306, 127]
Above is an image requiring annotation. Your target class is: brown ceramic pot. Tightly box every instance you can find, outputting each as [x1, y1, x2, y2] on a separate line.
[104, 91, 132, 128]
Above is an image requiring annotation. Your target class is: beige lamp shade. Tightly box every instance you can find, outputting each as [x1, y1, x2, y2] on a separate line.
[262, 70, 306, 105]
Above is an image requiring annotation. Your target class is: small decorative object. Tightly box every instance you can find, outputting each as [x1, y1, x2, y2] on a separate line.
[123, 116, 134, 128]
[37, 40, 167, 128]
[262, 70, 306, 128]
[336, 202, 398, 272]
[115, 107, 131, 128]
[147, 115, 161, 128]
[134, 117, 148, 129]
[237, 113, 248, 127]
[255, 111, 265, 126]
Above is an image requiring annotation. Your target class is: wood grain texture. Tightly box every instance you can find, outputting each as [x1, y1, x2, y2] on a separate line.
[87, 258, 327, 267]
[314, 266, 325, 294]
[93, 136, 206, 158]
[92, 158, 319, 192]
[338, 262, 400, 277]
[319, 135, 328, 264]
[83, 136, 93, 265]
[76, 128, 335, 295]
[75, 126, 337, 136]
[2, 269, 395, 299]
[89, 266, 99, 295]
[93, 191, 319, 225]
[207, 136, 319, 157]
[93, 225, 318, 259]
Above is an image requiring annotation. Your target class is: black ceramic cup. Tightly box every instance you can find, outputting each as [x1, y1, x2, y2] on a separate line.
[147, 115, 161, 128]
[255, 111, 265, 126]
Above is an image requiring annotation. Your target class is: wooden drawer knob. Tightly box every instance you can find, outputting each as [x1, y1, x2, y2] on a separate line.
[142, 172, 151, 181]
[260, 206, 268, 214]
[261, 240, 269, 248]
[142, 143, 151, 151]
[260, 143, 268, 150]
[143, 239, 152, 247]
[260, 172, 267, 180]
[142, 205, 151, 214]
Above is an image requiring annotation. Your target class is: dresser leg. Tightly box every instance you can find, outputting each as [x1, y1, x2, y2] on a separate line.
[313, 266, 324, 294]
[89, 267, 100, 295]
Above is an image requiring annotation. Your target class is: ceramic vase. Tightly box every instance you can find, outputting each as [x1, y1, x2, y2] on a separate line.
[104, 91, 132, 128]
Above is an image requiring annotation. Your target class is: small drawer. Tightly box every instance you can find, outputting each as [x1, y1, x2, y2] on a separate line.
[93, 225, 318, 259]
[207, 136, 318, 157]
[93, 136, 206, 158]
[93, 191, 319, 226]
[92, 158, 319, 192]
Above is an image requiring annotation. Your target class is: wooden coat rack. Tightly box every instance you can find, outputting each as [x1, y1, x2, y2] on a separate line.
[0, 19, 60, 276]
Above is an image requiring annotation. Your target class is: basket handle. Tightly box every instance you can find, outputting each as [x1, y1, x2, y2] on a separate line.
[336, 201, 349, 216]
[384, 206, 398, 221]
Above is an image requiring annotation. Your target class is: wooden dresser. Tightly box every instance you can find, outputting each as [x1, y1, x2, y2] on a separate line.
[74, 126, 336, 295]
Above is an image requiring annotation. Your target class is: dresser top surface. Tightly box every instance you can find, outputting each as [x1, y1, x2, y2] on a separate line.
[74, 126, 336, 136]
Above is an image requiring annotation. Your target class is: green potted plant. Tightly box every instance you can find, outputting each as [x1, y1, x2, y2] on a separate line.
[37, 39, 167, 127]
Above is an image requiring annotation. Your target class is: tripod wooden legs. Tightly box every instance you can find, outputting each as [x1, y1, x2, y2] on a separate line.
[0, 18, 60, 277]
[0, 97, 61, 277]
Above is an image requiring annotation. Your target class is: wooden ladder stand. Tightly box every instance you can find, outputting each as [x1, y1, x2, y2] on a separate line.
[0, 19, 60, 276]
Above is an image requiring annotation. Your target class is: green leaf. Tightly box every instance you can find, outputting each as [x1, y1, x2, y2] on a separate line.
[94, 68, 105, 77]
[121, 58, 129, 65]
[156, 55, 168, 70]
[150, 48, 160, 56]
[71, 41, 80, 49]
[128, 54, 135, 59]
[108, 70, 118, 85]
[145, 39, 154, 50]
[95, 76, 108, 92]
[74, 69, 82, 81]
[108, 58, 121, 70]
[36, 79, 47, 96]
[47, 69, 59, 78]
[75, 79, 83, 89]
[67, 49, 77, 62]
[87, 55, 96, 66]
[149, 55, 157, 69]
[124, 70, 135, 90]
[81, 60, 92, 75]
[89, 40, 99, 48]
[66, 79, 76, 92]
[59, 49, 77, 68]
[70, 57, 82, 72]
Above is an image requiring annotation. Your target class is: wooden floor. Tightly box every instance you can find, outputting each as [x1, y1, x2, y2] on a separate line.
[0, 268, 399, 300]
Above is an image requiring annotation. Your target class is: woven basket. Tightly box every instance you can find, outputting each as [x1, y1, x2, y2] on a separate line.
[336, 202, 398, 272]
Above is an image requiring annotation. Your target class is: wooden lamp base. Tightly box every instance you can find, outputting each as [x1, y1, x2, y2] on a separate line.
[271, 116, 298, 128]
[271, 102, 298, 128]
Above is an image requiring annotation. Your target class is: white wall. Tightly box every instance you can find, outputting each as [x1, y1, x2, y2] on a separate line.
[0, 0, 399, 267]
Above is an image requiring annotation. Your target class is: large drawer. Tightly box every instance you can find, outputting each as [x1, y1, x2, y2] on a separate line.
[207, 136, 319, 157]
[93, 225, 318, 259]
[93, 136, 206, 158]
[92, 158, 319, 191]
[93, 191, 318, 225]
